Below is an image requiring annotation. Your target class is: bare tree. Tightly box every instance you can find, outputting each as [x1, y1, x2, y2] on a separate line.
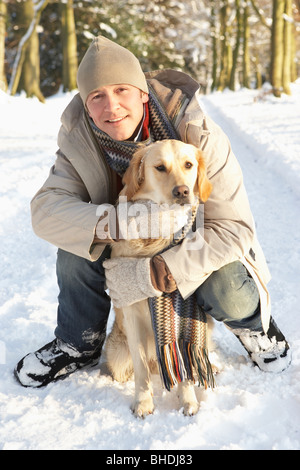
[271, 0, 294, 96]
[218, 0, 233, 91]
[60, 0, 78, 92]
[242, 2, 251, 88]
[8, 0, 48, 101]
[229, 0, 242, 90]
[210, 0, 219, 91]
[282, 0, 293, 94]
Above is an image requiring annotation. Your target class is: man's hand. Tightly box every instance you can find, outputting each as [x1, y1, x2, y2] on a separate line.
[103, 257, 162, 308]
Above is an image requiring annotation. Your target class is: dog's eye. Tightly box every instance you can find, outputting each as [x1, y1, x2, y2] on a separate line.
[185, 161, 193, 169]
[155, 164, 167, 172]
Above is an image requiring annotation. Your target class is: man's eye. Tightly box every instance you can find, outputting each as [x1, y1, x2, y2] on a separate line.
[185, 161, 193, 169]
[155, 165, 167, 172]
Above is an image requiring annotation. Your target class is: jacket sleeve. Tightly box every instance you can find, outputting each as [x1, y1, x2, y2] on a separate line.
[161, 113, 257, 299]
[31, 149, 105, 260]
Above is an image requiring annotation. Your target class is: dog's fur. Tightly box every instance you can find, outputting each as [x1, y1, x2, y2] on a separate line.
[105, 140, 214, 418]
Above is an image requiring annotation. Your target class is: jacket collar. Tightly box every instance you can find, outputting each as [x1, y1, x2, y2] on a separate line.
[145, 69, 200, 98]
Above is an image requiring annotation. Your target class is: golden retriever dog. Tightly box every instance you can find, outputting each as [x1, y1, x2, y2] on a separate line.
[105, 139, 214, 418]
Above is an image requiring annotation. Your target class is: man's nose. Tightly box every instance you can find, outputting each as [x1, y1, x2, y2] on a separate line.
[104, 94, 120, 112]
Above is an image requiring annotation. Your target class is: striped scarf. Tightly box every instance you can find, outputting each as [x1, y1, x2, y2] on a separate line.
[149, 202, 215, 391]
[91, 85, 215, 391]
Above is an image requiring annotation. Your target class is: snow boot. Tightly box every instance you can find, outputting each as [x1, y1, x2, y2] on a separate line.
[14, 338, 101, 388]
[229, 317, 291, 373]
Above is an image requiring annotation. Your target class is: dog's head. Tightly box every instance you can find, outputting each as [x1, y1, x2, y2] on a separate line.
[120, 139, 212, 205]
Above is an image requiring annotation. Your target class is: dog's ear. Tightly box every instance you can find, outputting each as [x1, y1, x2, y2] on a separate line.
[196, 150, 213, 202]
[120, 146, 147, 200]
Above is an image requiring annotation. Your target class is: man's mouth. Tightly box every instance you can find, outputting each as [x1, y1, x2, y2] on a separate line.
[106, 116, 127, 123]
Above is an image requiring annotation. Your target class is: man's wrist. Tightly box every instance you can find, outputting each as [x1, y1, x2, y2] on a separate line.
[150, 255, 177, 293]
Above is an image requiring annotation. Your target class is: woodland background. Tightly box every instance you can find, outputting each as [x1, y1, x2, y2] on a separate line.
[0, 0, 299, 102]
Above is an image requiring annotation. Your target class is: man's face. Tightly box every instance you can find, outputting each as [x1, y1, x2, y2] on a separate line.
[86, 84, 149, 141]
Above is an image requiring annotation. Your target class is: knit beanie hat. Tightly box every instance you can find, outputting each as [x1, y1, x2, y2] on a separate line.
[77, 35, 149, 104]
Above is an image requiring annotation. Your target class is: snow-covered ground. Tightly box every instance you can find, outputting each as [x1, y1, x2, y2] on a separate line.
[0, 82, 299, 451]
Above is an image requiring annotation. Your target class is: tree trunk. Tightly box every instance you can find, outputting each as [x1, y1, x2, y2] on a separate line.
[242, 3, 251, 88]
[290, 22, 297, 83]
[282, 0, 292, 94]
[60, 0, 78, 92]
[0, 0, 7, 91]
[229, 0, 241, 91]
[271, 0, 285, 97]
[9, 0, 48, 101]
[254, 52, 263, 89]
[210, 1, 218, 92]
[218, 0, 232, 91]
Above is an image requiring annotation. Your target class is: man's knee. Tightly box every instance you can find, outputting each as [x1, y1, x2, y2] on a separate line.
[196, 261, 260, 324]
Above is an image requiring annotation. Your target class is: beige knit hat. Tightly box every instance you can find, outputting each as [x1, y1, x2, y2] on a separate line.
[77, 35, 149, 104]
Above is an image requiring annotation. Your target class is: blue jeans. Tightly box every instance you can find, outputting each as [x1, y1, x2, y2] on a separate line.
[55, 247, 111, 353]
[55, 249, 261, 352]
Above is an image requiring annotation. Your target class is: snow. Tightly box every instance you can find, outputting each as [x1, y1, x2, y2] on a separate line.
[0, 83, 300, 451]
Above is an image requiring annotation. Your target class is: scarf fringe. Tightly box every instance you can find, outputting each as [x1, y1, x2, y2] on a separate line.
[157, 340, 215, 392]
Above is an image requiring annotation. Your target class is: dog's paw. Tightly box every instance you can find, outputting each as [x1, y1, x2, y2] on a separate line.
[111, 367, 134, 383]
[131, 396, 154, 419]
[181, 400, 199, 417]
[178, 380, 199, 416]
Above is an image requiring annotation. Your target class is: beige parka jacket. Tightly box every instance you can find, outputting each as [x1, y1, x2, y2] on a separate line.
[31, 69, 271, 331]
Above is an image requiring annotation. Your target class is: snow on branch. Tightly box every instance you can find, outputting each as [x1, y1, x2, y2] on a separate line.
[249, 0, 272, 30]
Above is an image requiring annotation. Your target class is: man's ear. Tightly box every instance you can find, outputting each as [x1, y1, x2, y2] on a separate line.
[196, 150, 213, 202]
[120, 146, 147, 200]
[142, 92, 149, 104]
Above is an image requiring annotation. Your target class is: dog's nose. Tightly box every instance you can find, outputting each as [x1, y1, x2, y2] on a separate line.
[172, 185, 190, 199]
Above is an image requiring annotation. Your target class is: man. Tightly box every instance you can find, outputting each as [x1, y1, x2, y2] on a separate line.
[15, 36, 291, 388]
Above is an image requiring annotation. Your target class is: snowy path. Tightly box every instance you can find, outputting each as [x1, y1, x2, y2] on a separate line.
[0, 89, 299, 450]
